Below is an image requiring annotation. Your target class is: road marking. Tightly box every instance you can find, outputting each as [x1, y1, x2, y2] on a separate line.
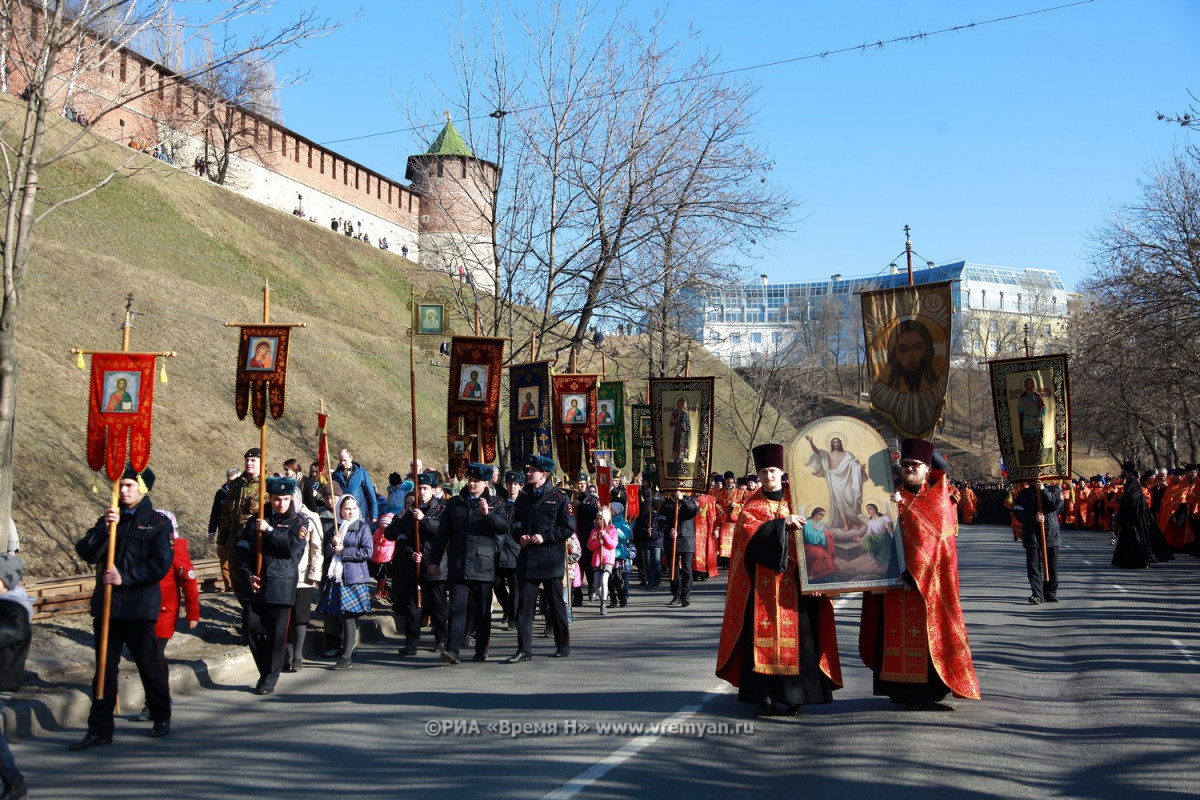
[834, 596, 852, 610]
[1171, 640, 1196, 665]
[1112, 584, 1127, 593]
[543, 685, 727, 799]
[1083, 560, 1094, 566]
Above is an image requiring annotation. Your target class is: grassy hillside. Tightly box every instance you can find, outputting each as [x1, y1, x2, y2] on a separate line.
[8, 94, 792, 577]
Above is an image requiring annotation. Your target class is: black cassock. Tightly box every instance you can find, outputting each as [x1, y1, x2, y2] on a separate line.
[1112, 480, 1173, 568]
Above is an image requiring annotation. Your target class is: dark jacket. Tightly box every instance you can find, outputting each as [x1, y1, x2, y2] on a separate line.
[327, 518, 374, 586]
[513, 483, 574, 580]
[385, 496, 445, 584]
[207, 482, 231, 536]
[573, 493, 600, 537]
[496, 496, 522, 570]
[436, 488, 509, 582]
[217, 472, 260, 548]
[1013, 485, 1063, 549]
[332, 462, 379, 521]
[660, 495, 700, 553]
[77, 496, 173, 621]
[0, 589, 32, 692]
[234, 506, 307, 606]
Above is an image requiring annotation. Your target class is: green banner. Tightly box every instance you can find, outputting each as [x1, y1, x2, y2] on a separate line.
[598, 381, 626, 469]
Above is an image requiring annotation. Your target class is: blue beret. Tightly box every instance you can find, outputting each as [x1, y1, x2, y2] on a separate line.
[466, 463, 494, 481]
[525, 454, 555, 473]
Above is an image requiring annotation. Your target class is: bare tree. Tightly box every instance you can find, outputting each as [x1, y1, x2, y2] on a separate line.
[0, 0, 338, 552]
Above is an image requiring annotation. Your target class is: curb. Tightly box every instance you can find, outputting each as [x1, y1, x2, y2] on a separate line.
[2, 611, 396, 741]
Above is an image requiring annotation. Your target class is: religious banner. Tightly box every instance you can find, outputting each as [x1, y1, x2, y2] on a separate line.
[552, 373, 599, 478]
[447, 434, 471, 480]
[630, 402, 652, 476]
[649, 377, 714, 494]
[785, 415, 906, 593]
[988, 354, 1071, 482]
[316, 411, 329, 478]
[593, 450, 613, 506]
[597, 381, 627, 469]
[447, 336, 505, 463]
[87, 353, 159, 481]
[509, 361, 553, 468]
[861, 281, 952, 439]
[234, 325, 293, 427]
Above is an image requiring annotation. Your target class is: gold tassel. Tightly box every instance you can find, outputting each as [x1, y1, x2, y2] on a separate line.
[91, 473, 98, 494]
[159, 360, 168, 384]
[137, 474, 148, 494]
[76, 351, 86, 370]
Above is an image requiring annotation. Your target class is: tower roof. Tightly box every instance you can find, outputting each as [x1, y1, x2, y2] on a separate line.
[426, 112, 474, 157]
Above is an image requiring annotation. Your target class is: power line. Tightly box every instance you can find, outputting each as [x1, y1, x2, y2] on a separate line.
[317, 1, 1095, 147]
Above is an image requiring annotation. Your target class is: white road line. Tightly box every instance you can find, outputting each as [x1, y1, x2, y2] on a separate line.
[1171, 640, 1196, 665]
[1112, 584, 1128, 593]
[542, 685, 727, 799]
[1083, 560, 1094, 566]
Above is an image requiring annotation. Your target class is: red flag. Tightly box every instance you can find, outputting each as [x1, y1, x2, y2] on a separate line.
[316, 412, 329, 476]
[87, 353, 158, 481]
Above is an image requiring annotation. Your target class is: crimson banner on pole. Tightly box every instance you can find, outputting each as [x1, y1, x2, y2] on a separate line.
[87, 353, 159, 481]
[552, 374, 599, 478]
[447, 336, 505, 463]
[235, 325, 293, 427]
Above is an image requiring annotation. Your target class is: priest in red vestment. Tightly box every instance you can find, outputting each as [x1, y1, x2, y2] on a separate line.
[859, 438, 980, 708]
[716, 444, 842, 717]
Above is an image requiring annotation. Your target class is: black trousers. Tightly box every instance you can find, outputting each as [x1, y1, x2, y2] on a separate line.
[1026, 546, 1059, 600]
[494, 568, 517, 622]
[246, 602, 291, 688]
[448, 581, 494, 657]
[515, 577, 569, 654]
[88, 617, 171, 737]
[669, 549, 694, 601]
[393, 580, 448, 647]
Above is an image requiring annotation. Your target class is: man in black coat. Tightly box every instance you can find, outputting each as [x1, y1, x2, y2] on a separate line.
[234, 476, 307, 695]
[493, 470, 524, 630]
[571, 473, 600, 602]
[72, 466, 173, 749]
[437, 463, 509, 664]
[507, 454, 575, 662]
[661, 491, 700, 607]
[386, 473, 446, 655]
[1012, 479, 1063, 604]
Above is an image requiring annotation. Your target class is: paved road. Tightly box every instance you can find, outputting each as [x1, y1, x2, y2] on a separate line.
[13, 525, 1200, 798]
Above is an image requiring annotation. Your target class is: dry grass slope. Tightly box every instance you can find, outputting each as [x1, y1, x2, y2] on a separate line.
[6, 94, 791, 578]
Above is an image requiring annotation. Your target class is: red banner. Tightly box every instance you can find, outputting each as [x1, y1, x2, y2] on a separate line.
[447, 336, 505, 463]
[235, 325, 293, 427]
[316, 412, 329, 476]
[552, 374, 599, 478]
[87, 353, 158, 481]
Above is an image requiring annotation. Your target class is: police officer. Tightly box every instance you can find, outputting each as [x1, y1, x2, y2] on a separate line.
[72, 466, 173, 749]
[507, 455, 575, 662]
[493, 470, 524, 630]
[385, 473, 446, 655]
[437, 463, 509, 664]
[661, 491, 700, 607]
[234, 476, 307, 695]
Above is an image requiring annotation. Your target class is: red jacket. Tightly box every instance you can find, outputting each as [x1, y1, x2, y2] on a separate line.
[157, 537, 201, 640]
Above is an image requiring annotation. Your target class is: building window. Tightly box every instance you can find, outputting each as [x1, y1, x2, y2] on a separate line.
[730, 333, 741, 345]
[437, 161, 444, 178]
[731, 353, 741, 368]
[750, 333, 762, 344]
[307, 146, 312, 168]
[120, 53, 127, 82]
[772, 332, 783, 344]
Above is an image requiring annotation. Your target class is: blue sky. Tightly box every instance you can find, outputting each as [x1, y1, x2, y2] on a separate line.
[263, 0, 1200, 291]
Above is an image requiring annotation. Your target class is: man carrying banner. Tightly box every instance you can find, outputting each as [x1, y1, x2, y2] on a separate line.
[235, 476, 307, 695]
[507, 455, 574, 662]
[72, 466, 173, 748]
[859, 439, 980, 709]
[661, 491, 699, 607]
[716, 444, 842, 717]
[386, 473, 446, 655]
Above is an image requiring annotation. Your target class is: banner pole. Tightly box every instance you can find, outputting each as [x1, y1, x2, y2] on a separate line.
[256, 281, 270, 579]
[409, 286, 422, 608]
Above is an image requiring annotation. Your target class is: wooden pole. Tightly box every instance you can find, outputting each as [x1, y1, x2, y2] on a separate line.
[97, 298, 134, 701]
[905, 224, 914, 286]
[474, 304, 481, 336]
[669, 495, 681, 582]
[1035, 484, 1050, 595]
[408, 286, 422, 607]
[255, 281, 270, 577]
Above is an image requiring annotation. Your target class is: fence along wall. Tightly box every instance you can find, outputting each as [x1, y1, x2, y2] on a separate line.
[4, 5, 422, 252]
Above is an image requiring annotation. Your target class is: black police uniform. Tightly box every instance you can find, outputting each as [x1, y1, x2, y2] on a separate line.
[385, 496, 446, 652]
[436, 487, 509, 661]
[511, 481, 575, 657]
[235, 505, 306, 692]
